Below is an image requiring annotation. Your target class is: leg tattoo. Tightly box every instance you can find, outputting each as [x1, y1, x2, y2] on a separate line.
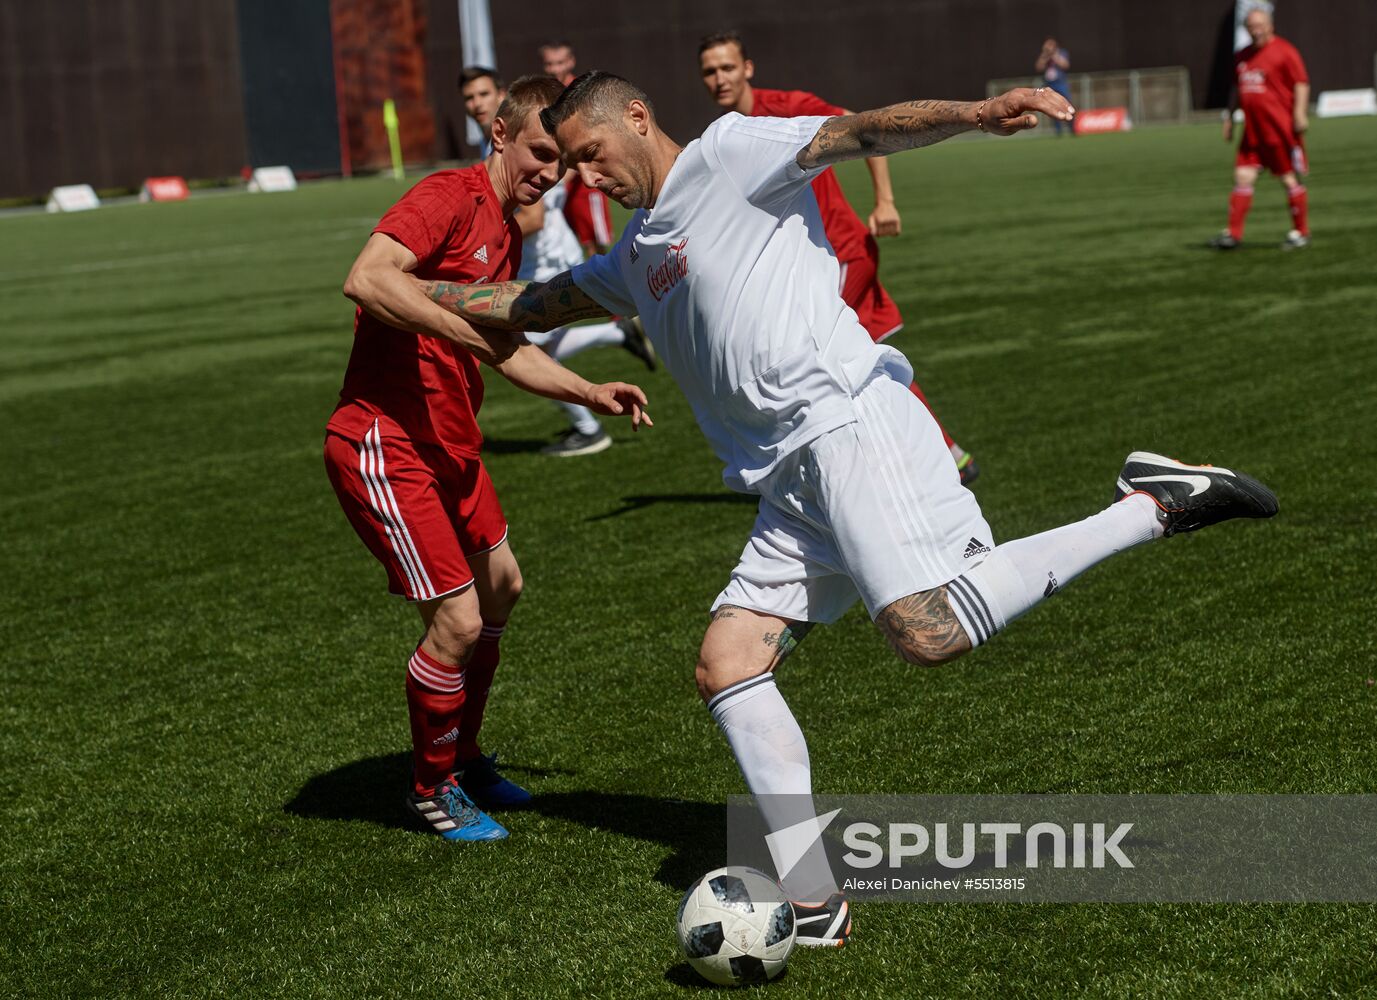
[877, 587, 972, 666]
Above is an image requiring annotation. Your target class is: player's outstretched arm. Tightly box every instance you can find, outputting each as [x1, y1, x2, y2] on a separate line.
[494, 344, 653, 429]
[417, 271, 611, 334]
[796, 88, 1075, 169]
[344, 233, 524, 366]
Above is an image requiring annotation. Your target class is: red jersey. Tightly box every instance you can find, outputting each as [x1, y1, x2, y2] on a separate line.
[1234, 37, 1308, 150]
[749, 88, 870, 263]
[328, 164, 520, 457]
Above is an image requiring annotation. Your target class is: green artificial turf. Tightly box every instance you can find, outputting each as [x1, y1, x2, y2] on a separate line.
[2, 117, 1375, 998]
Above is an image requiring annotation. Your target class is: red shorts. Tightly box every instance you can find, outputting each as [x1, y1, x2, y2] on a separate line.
[1237, 136, 1307, 177]
[839, 235, 903, 343]
[324, 421, 508, 602]
[564, 179, 614, 249]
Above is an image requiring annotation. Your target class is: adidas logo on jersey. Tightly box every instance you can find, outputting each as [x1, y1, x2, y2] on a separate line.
[473, 245, 489, 264]
[431, 726, 460, 747]
[629, 243, 640, 263]
[963, 537, 991, 559]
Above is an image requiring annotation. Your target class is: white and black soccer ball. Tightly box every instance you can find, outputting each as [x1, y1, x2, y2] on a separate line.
[676, 866, 796, 987]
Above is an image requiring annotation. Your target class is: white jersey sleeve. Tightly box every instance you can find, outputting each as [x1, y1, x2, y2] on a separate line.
[705, 113, 830, 212]
[570, 217, 638, 316]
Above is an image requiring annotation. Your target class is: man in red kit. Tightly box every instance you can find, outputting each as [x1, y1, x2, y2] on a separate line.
[541, 40, 615, 253]
[697, 31, 979, 484]
[1212, 6, 1311, 250]
[324, 75, 650, 842]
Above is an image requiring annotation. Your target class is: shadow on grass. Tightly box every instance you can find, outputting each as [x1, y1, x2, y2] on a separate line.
[588, 492, 756, 521]
[283, 751, 576, 832]
[285, 757, 725, 886]
[481, 437, 554, 455]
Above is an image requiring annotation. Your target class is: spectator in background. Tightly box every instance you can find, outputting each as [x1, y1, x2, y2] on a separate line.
[1036, 38, 1074, 136]
[1211, 6, 1310, 250]
[538, 41, 614, 252]
[460, 66, 505, 157]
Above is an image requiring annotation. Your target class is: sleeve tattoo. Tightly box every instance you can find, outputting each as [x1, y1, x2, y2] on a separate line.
[797, 100, 975, 169]
[420, 271, 609, 333]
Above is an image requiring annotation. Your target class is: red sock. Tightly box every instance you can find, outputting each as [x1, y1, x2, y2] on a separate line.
[405, 646, 466, 794]
[906, 381, 956, 450]
[1287, 185, 1308, 236]
[1228, 186, 1254, 240]
[457, 621, 505, 762]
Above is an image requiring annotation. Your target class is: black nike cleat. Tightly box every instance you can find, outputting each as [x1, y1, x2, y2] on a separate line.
[791, 893, 851, 948]
[1114, 451, 1278, 537]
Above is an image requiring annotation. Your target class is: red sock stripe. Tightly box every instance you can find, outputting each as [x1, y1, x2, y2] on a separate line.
[408, 648, 464, 693]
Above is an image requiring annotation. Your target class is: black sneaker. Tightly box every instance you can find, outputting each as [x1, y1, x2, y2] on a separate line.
[1209, 231, 1240, 250]
[540, 427, 612, 457]
[791, 893, 851, 948]
[1114, 451, 1278, 537]
[617, 316, 657, 371]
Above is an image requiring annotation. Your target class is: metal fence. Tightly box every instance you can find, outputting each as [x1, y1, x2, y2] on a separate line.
[987, 66, 1192, 126]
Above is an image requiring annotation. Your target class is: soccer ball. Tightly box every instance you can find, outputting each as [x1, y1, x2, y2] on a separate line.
[676, 866, 796, 986]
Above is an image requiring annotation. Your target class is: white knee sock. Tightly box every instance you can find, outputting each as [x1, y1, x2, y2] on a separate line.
[949, 494, 1163, 646]
[550, 320, 624, 360]
[557, 401, 601, 436]
[709, 674, 836, 900]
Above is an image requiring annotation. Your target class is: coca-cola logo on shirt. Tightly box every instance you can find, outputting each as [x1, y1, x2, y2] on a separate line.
[1238, 67, 1266, 94]
[646, 238, 690, 302]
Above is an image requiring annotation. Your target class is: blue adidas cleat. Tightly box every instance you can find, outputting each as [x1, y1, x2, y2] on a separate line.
[405, 777, 509, 841]
[457, 752, 533, 809]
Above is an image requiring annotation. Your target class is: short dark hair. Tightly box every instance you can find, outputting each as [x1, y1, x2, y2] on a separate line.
[698, 30, 748, 60]
[459, 66, 504, 90]
[540, 71, 654, 134]
[539, 40, 574, 54]
[495, 74, 565, 138]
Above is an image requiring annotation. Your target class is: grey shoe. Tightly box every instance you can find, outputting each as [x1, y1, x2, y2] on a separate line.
[540, 427, 613, 457]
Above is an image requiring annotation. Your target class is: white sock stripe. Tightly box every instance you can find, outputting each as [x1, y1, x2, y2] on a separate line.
[365, 424, 436, 599]
[357, 433, 424, 599]
[408, 654, 465, 692]
[590, 192, 612, 245]
[946, 577, 991, 644]
[857, 389, 949, 584]
[952, 574, 999, 639]
[707, 673, 776, 714]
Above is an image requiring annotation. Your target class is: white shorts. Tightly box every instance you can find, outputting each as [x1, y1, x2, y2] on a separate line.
[712, 375, 993, 624]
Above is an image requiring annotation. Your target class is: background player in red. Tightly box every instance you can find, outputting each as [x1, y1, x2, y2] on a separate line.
[540, 40, 615, 253]
[1212, 6, 1311, 250]
[325, 76, 650, 841]
[697, 31, 979, 484]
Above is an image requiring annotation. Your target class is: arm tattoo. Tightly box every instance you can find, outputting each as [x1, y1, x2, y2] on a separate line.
[877, 587, 972, 666]
[798, 100, 976, 169]
[420, 271, 609, 333]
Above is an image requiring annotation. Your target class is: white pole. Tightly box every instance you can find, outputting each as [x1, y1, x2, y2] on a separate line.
[458, 0, 497, 149]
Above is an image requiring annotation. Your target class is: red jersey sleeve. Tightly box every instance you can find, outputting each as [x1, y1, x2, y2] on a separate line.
[780, 90, 848, 118]
[1286, 43, 1309, 86]
[373, 172, 476, 267]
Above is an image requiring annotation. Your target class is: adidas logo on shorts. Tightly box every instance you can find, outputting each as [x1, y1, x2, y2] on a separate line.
[963, 537, 991, 559]
[473, 244, 489, 264]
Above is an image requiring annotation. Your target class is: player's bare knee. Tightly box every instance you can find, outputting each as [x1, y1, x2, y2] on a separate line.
[427, 604, 482, 664]
[888, 631, 967, 668]
[494, 568, 524, 618]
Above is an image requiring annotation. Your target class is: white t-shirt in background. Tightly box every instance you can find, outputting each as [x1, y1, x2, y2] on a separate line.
[573, 113, 910, 492]
[520, 181, 585, 283]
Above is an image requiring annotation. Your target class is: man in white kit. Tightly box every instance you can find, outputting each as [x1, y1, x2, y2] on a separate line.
[417, 73, 1279, 943]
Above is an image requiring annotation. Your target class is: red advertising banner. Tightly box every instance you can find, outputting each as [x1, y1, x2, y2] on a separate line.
[1073, 107, 1131, 135]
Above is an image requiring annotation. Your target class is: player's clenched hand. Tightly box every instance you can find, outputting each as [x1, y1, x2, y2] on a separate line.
[585, 382, 654, 430]
[464, 325, 526, 366]
[868, 200, 902, 238]
[981, 87, 1074, 136]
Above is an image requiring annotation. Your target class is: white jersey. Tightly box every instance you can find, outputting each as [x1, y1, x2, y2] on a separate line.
[520, 181, 585, 283]
[572, 113, 910, 492]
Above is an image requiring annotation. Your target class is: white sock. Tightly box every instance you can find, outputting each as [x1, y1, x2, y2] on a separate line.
[558, 401, 601, 436]
[550, 320, 624, 360]
[709, 674, 836, 900]
[948, 494, 1163, 646]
